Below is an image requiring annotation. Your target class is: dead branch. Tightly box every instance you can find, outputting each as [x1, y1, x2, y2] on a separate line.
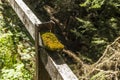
[93, 37, 120, 66]
[95, 69, 119, 74]
[62, 49, 83, 64]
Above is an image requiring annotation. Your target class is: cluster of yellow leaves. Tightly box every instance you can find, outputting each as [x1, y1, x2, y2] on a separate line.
[41, 32, 64, 51]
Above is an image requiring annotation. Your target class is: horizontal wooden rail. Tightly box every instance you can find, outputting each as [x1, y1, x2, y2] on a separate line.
[8, 0, 78, 80]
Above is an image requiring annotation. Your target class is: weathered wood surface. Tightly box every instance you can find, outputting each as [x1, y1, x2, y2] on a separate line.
[9, 0, 78, 80]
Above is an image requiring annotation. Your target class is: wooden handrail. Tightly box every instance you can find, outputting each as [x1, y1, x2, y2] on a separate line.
[8, 0, 78, 80]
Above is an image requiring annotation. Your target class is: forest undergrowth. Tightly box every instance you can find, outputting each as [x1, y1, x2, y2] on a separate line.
[23, 0, 120, 79]
[0, 1, 35, 79]
[0, 0, 119, 79]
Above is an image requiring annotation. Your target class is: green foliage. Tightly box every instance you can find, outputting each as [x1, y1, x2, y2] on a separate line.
[0, 30, 33, 79]
[80, 0, 120, 10]
[0, 33, 16, 68]
[0, 1, 34, 80]
[0, 30, 33, 80]
[75, 17, 96, 33]
[69, 0, 120, 62]
[1, 63, 32, 80]
[80, 0, 105, 9]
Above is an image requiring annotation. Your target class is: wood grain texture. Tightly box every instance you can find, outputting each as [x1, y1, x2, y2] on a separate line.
[9, 0, 78, 80]
[9, 0, 41, 40]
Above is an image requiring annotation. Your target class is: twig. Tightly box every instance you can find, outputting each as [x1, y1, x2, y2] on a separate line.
[95, 69, 119, 74]
[93, 37, 120, 66]
[96, 51, 120, 68]
[93, 45, 110, 66]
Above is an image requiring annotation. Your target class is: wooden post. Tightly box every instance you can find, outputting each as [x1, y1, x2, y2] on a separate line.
[35, 24, 51, 80]
[8, 0, 78, 80]
[35, 25, 39, 80]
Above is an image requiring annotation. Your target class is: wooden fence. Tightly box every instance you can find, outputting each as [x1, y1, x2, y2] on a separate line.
[8, 0, 78, 80]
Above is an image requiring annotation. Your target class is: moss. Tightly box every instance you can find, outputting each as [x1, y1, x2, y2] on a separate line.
[41, 32, 64, 51]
